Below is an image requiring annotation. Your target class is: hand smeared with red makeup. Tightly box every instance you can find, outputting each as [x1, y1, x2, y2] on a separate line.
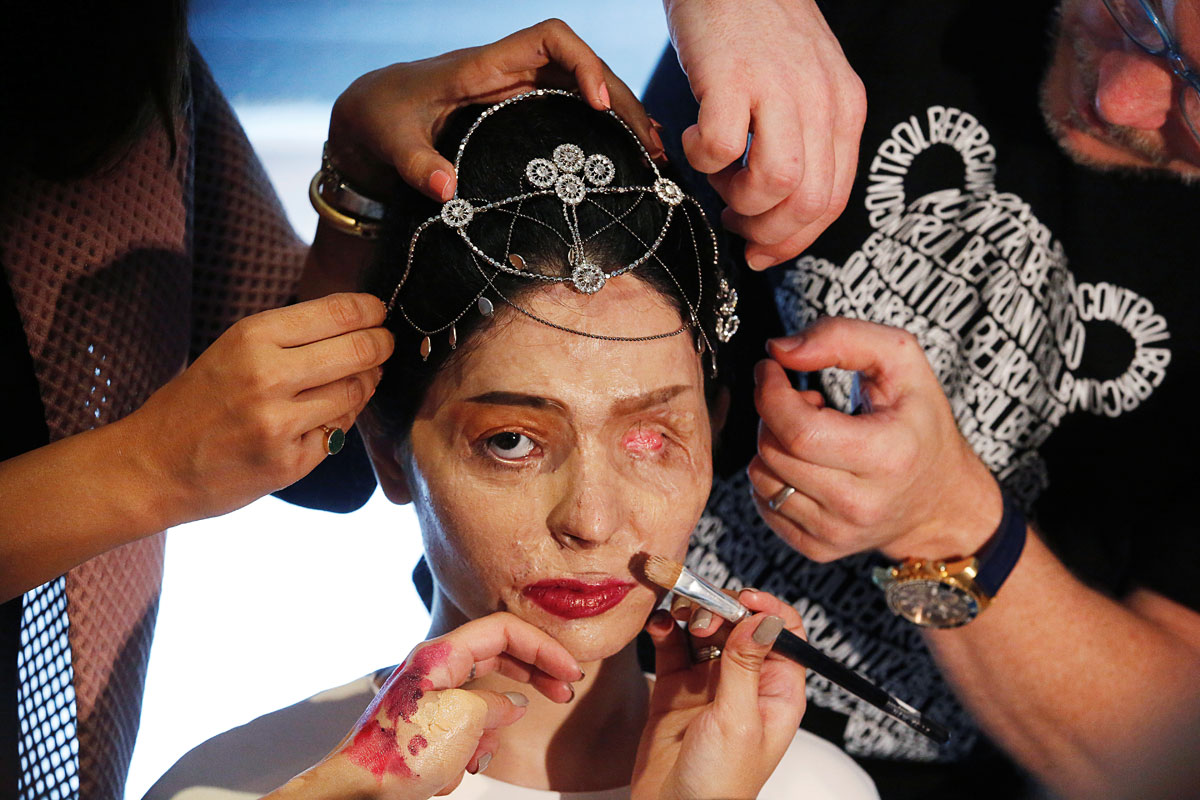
[632, 590, 805, 800]
[266, 613, 582, 800]
[749, 316, 1002, 562]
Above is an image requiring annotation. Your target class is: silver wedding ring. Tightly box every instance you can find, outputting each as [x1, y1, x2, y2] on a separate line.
[768, 484, 796, 511]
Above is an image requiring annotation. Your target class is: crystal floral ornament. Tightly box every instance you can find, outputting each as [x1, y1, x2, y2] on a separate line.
[553, 143, 585, 173]
[555, 173, 587, 205]
[571, 259, 607, 294]
[440, 198, 474, 227]
[526, 158, 557, 189]
[654, 178, 684, 206]
[583, 154, 615, 186]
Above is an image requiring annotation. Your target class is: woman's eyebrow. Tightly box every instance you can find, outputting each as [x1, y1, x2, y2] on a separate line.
[464, 391, 564, 410]
[609, 384, 693, 415]
[462, 385, 692, 414]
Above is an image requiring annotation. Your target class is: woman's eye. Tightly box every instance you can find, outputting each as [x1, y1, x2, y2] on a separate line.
[485, 432, 537, 460]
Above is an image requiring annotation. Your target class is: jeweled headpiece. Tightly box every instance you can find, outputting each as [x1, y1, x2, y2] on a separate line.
[385, 89, 738, 372]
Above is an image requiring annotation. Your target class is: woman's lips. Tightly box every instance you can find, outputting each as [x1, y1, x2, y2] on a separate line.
[521, 579, 634, 619]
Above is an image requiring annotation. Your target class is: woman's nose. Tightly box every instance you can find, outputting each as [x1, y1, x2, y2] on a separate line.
[546, 460, 625, 548]
[1095, 48, 1175, 129]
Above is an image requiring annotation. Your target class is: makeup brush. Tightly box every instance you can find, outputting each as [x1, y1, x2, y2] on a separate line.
[642, 554, 950, 745]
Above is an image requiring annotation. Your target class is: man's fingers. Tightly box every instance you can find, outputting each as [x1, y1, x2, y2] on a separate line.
[753, 359, 863, 467]
[765, 317, 928, 383]
[682, 86, 751, 174]
[724, 101, 806, 217]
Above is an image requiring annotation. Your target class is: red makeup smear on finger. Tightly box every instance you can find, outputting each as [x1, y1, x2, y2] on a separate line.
[381, 642, 452, 723]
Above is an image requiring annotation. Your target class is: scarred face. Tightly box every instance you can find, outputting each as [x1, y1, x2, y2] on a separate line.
[391, 275, 713, 664]
[1042, 0, 1200, 176]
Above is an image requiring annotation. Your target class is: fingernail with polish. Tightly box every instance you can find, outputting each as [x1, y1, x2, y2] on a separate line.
[477, 752, 492, 773]
[689, 609, 713, 631]
[430, 169, 453, 201]
[566, 684, 576, 702]
[503, 691, 529, 707]
[598, 82, 611, 109]
[753, 615, 785, 646]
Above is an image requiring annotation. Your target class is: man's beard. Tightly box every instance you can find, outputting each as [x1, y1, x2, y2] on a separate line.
[1039, 2, 1178, 171]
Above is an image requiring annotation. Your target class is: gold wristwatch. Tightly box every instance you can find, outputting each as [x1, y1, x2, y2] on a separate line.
[872, 492, 1026, 628]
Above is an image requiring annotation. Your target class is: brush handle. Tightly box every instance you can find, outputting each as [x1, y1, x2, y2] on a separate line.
[772, 629, 951, 744]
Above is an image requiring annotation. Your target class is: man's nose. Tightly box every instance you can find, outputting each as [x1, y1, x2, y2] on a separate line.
[546, 458, 625, 549]
[1095, 48, 1175, 128]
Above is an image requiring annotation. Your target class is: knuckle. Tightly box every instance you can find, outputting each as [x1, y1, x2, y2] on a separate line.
[326, 293, 365, 329]
[844, 76, 868, 122]
[227, 314, 263, 347]
[345, 375, 367, 408]
[538, 17, 571, 37]
[781, 424, 818, 459]
[761, 162, 803, 194]
[245, 362, 285, 400]
[788, 186, 832, 224]
[705, 135, 745, 164]
[349, 329, 382, 367]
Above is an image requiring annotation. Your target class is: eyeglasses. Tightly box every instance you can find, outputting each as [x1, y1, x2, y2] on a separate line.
[1101, 0, 1200, 143]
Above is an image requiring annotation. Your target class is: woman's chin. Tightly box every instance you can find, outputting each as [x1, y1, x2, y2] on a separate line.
[520, 598, 655, 665]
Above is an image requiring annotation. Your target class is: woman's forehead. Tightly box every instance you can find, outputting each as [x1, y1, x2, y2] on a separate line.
[434, 279, 706, 415]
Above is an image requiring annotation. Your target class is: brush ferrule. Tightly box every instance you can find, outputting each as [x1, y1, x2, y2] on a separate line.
[673, 570, 750, 623]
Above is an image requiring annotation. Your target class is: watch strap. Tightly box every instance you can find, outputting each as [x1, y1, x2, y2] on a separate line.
[972, 491, 1027, 597]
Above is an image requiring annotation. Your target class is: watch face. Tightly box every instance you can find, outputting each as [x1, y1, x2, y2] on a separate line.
[885, 579, 979, 628]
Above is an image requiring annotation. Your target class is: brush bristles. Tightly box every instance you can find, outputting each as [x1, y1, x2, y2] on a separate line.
[642, 554, 684, 590]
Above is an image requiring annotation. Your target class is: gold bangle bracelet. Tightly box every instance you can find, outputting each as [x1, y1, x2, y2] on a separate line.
[309, 172, 384, 239]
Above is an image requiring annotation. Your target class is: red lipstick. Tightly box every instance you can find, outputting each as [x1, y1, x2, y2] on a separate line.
[522, 578, 634, 619]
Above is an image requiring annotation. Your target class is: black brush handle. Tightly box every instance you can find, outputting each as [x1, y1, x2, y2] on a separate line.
[773, 629, 951, 744]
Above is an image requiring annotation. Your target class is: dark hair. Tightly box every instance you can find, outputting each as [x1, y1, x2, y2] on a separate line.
[363, 93, 727, 439]
[1, 0, 190, 179]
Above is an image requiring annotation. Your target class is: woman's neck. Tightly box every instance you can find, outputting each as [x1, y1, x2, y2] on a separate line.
[428, 595, 650, 792]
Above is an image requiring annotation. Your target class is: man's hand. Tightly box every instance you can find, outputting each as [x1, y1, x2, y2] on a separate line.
[748, 317, 1001, 562]
[664, 0, 866, 268]
[327, 19, 658, 203]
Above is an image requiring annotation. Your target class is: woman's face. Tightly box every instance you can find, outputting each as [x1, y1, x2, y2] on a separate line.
[400, 276, 713, 663]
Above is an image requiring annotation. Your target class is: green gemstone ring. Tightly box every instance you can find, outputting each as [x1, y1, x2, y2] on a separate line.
[321, 426, 346, 455]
